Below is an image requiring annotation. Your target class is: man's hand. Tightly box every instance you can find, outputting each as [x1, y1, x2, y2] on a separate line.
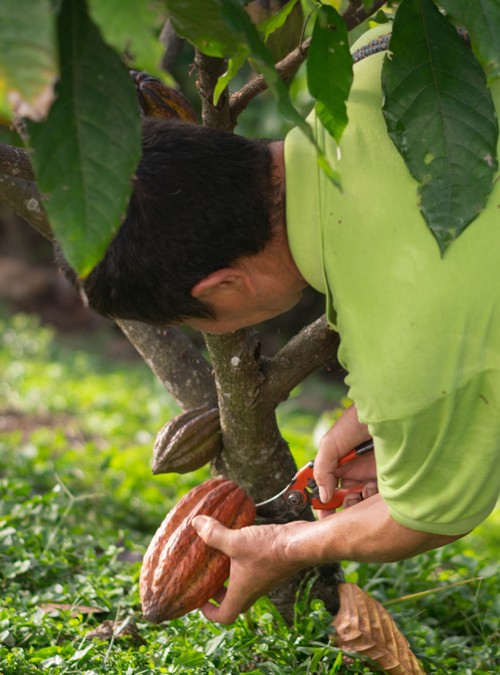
[192, 517, 308, 625]
[315, 405, 377, 514]
[192, 491, 463, 625]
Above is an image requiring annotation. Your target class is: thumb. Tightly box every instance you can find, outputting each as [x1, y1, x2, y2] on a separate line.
[315, 405, 369, 503]
[192, 515, 230, 553]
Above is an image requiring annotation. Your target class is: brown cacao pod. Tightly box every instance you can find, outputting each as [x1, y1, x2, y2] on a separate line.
[140, 478, 256, 623]
[130, 70, 197, 123]
[152, 406, 222, 475]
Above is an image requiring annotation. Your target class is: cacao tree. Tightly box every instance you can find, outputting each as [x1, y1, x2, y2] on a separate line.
[0, 0, 499, 626]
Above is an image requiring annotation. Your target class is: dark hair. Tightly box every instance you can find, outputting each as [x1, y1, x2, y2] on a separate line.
[62, 118, 276, 325]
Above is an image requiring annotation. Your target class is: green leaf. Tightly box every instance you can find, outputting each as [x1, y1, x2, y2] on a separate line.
[382, 0, 499, 252]
[213, 53, 247, 106]
[258, 0, 299, 42]
[164, 0, 243, 57]
[29, 0, 141, 277]
[88, 0, 166, 77]
[439, 0, 500, 83]
[307, 4, 353, 144]
[0, 0, 57, 121]
[217, 0, 297, 121]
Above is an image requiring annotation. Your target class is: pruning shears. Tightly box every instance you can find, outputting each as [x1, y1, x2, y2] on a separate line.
[255, 439, 374, 523]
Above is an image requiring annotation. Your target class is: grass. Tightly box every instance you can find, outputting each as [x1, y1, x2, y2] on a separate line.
[0, 312, 498, 674]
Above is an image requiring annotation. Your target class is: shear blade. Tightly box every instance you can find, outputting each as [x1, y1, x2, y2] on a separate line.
[255, 491, 309, 523]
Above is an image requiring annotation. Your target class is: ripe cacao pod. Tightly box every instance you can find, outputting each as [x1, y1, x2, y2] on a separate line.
[130, 70, 197, 123]
[140, 478, 256, 623]
[152, 406, 222, 474]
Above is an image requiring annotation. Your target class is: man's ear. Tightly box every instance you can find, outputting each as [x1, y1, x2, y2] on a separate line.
[191, 268, 254, 300]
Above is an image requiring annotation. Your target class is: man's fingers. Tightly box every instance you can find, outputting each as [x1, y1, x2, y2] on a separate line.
[343, 492, 362, 508]
[200, 577, 260, 625]
[362, 480, 378, 500]
[192, 515, 233, 554]
[315, 405, 370, 502]
[210, 587, 227, 605]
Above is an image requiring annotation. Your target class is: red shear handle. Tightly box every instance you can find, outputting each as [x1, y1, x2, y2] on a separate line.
[312, 440, 373, 507]
[287, 463, 363, 510]
[311, 483, 364, 510]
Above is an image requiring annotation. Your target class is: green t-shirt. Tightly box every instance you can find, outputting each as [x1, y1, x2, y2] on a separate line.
[285, 32, 500, 536]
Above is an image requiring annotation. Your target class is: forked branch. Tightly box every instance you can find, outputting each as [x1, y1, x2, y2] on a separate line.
[229, 0, 388, 120]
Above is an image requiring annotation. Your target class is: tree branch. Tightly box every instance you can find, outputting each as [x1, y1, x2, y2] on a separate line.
[0, 173, 54, 243]
[229, 0, 388, 119]
[116, 320, 217, 410]
[0, 143, 35, 181]
[263, 315, 339, 407]
[194, 49, 233, 131]
[230, 38, 311, 123]
[345, 0, 387, 29]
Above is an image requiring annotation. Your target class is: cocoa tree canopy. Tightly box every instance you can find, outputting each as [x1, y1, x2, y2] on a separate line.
[1, 0, 499, 271]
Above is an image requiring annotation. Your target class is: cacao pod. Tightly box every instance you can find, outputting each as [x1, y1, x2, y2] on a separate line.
[140, 478, 256, 622]
[152, 406, 222, 475]
[130, 70, 197, 123]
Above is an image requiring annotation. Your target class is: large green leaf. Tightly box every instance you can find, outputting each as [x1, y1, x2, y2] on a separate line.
[307, 4, 353, 144]
[439, 0, 500, 82]
[89, 0, 166, 77]
[164, 0, 243, 57]
[382, 0, 499, 253]
[29, 0, 141, 277]
[0, 0, 57, 121]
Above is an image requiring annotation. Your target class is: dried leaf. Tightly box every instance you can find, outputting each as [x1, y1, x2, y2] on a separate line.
[332, 583, 425, 674]
[84, 617, 146, 645]
[38, 602, 106, 616]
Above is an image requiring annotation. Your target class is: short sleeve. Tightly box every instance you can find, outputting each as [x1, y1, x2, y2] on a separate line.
[369, 369, 500, 535]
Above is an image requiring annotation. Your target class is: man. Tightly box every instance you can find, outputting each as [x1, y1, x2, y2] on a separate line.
[71, 30, 500, 624]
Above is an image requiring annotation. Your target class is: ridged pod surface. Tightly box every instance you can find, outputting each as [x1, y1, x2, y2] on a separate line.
[152, 406, 222, 474]
[140, 478, 256, 622]
[130, 70, 197, 123]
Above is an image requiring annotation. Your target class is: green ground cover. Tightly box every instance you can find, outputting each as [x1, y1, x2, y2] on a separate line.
[0, 313, 498, 674]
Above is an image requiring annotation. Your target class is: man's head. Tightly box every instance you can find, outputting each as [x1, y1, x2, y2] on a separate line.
[67, 118, 285, 327]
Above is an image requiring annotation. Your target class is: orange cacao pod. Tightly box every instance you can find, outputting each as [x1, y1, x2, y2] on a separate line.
[140, 478, 256, 622]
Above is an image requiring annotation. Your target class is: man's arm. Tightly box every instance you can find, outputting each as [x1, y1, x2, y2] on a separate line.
[192, 404, 466, 624]
[193, 496, 464, 625]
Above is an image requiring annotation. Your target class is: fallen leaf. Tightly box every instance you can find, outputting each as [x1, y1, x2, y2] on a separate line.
[85, 617, 146, 645]
[332, 583, 426, 674]
[38, 603, 106, 616]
